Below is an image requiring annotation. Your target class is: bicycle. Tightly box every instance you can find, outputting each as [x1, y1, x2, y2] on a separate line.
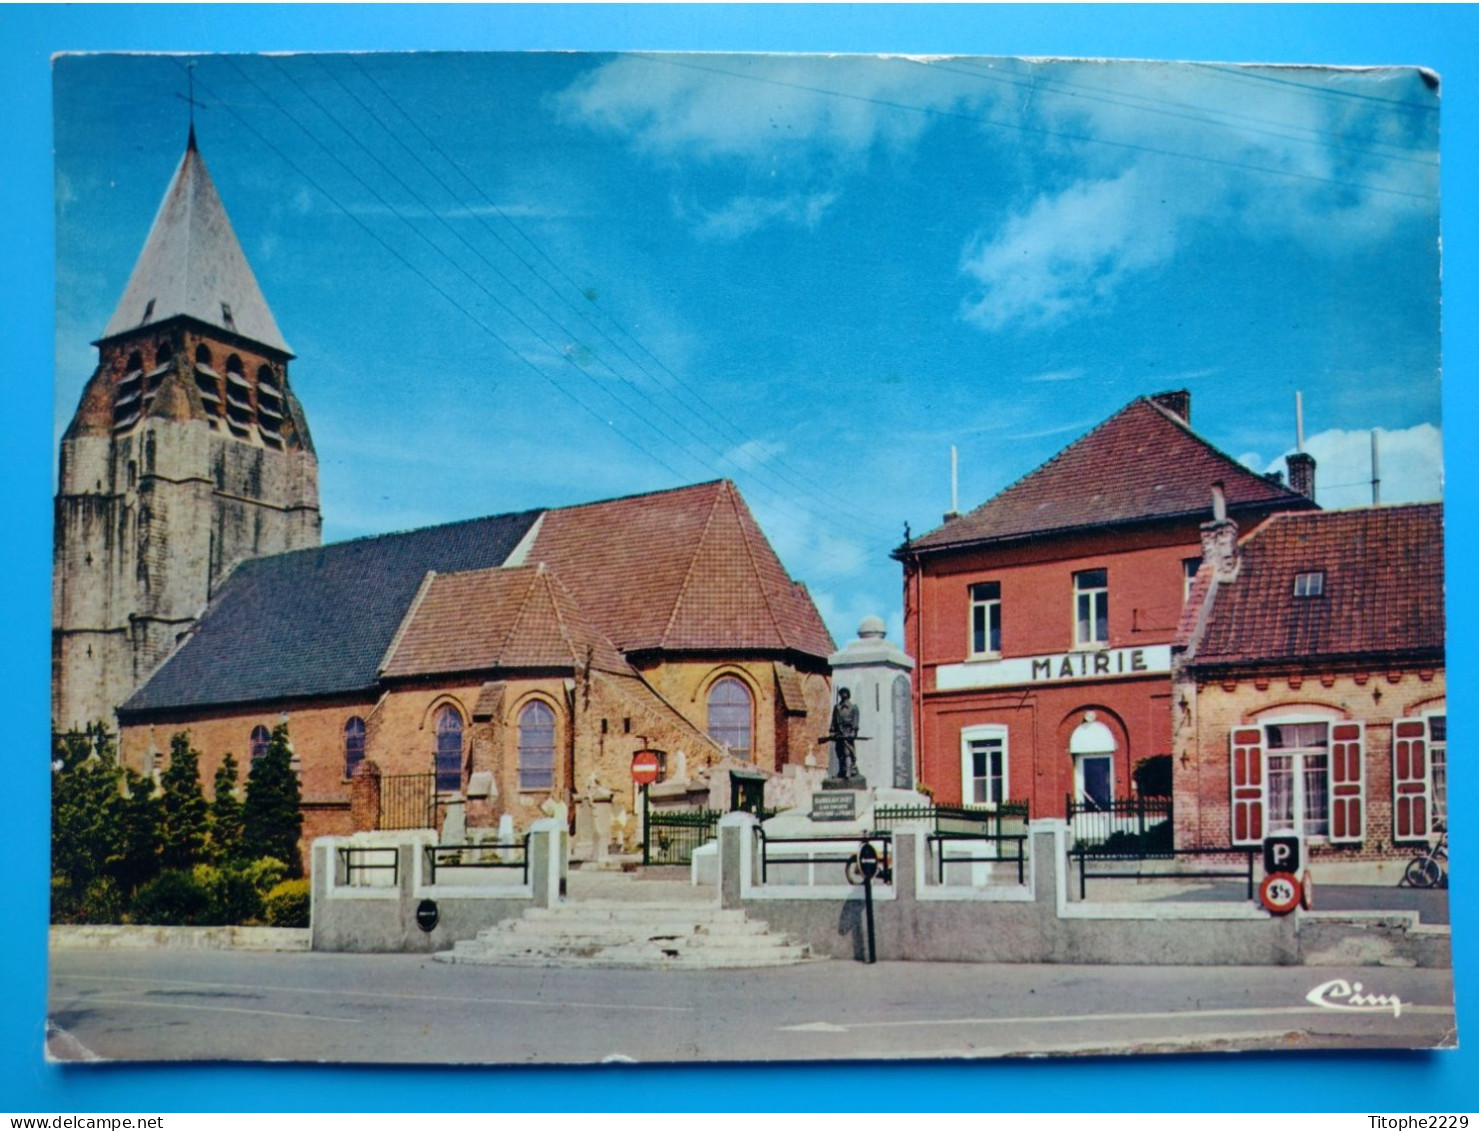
[1403, 823, 1448, 889]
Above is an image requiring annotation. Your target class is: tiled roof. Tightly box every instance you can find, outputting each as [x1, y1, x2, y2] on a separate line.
[102, 135, 291, 355]
[120, 510, 542, 714]
[1189, 504, 1444, 668]
[529, 480, 835, 657]
[382, 564, 632, 679]
[908, 396, 1313, 552]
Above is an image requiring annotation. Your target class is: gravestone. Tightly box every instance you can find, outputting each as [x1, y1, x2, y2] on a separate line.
[828, 616, 918, 790]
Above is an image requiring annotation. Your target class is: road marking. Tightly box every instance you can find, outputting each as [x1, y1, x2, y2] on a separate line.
[778, 1003, 1454, 1033]
[57, 973, 693, 1014]
[54, 994, 362, 1024]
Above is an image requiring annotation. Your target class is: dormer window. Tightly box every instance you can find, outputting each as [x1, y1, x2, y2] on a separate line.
[220, 301, 235, 329]
[1294, 571, 1325, 598]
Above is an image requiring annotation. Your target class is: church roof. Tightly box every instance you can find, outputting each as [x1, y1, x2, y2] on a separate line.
[906, 395, 1314, 553]
[101, 133, 291, 355]
[120, 480, 832, 717]
[1185, 503, 1444, 670]
[381, 564, 633, 680]
[120, 510, 542, 714]
[529, 480, 835, 657]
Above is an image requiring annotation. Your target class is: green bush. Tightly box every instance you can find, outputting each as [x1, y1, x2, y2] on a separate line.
[261, 879, 310, 928]
[242, 856, 289, 896]
[131, 868, 213, 925]
[189, 864, 259, 925]
[79, 877, 125, 924]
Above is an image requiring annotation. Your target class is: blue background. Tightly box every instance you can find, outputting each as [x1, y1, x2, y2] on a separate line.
[3, 4, 1473, 1112]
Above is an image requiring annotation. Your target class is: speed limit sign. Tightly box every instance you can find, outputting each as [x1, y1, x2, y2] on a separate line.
[1259, 871, 1303, 915]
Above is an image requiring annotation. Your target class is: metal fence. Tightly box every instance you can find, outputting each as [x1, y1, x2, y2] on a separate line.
[379, 772, 439, 831]
[644, 808, 722, 866]
[1065, 795, 1172, 849]
[1070, 845, 1256, 900]
[757, 829, 893, 886]
[874, 800, 1030, 838]
[424, 839, 530, 885]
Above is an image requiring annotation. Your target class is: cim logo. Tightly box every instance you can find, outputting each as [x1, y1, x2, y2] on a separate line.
[1306, 978, 1403, 1018]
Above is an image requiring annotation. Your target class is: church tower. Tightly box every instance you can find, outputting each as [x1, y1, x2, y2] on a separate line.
[53, 130, 322, 732]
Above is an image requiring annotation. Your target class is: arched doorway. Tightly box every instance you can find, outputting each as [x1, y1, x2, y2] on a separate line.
[1069, 712, 1117, 811]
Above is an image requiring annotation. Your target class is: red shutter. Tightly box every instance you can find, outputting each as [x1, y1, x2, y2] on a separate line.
[1329, 722, 1365, 843]
[1392, 719, 1429, 843]
[1230, 727, 1265, 846]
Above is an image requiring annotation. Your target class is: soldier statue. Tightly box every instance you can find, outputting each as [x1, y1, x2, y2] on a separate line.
[831, 687, 861, 780]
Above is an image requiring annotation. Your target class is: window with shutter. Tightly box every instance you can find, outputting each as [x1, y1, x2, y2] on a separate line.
[1329, 721, 1365, 843]
[1230, 727, 1265, 845]
[1393, 718, 1430, 843]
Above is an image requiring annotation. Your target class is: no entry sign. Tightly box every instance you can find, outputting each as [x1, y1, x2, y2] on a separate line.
[631, 749, 662, 786]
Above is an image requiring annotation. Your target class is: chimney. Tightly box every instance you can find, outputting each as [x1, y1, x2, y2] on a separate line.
[1286, 451, 1316, 502]
[1200, 481, 1240, 582]
[1150, 389, 1191, 425]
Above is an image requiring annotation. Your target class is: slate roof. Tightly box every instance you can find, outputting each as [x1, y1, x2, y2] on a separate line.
[529, 480, 835, 657]
[121, 480, 834, 716]
[1187, 504, 1444, 669]
[101, 133, 291, 355]
[907, 395, 1314, 553]
[382, 564, 633, 680]
[120, 510, 542, 715]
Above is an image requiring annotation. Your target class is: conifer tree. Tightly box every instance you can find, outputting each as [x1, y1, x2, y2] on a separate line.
[50, 725, 122, 908]
[111, 765, 163, 896]
[211, 752, 245, 865]
[159, 732, 211, 869]
[243, 722, 304, 877]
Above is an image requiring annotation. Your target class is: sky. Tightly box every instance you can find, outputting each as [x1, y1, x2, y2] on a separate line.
[52, 50, 1443, 648]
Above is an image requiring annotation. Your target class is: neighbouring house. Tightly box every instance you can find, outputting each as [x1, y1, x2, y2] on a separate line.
[1172, 502, 1445, 882]
[895, 391, 1317, 829]
[114, 479, 835, 853]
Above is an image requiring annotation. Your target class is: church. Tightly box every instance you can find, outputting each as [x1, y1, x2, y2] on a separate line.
[55, 134, 835, 848]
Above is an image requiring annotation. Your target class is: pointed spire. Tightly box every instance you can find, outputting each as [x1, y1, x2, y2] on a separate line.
[100, 137, 291, 355]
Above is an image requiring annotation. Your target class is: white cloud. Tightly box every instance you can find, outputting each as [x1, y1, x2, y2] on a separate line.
[724, 438, 787, 471]
[1259, 422, 1443, 509]
[688, 190, 839, 241]
[960, 164, 1179, 330]
[956, 62, 1438, 331]
[556, 54, 964, 161]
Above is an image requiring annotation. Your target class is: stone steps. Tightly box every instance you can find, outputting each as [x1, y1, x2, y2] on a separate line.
[434, 900, 814, 969]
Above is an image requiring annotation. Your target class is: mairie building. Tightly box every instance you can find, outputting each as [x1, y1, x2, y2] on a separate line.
[895, 391, 1317, 824]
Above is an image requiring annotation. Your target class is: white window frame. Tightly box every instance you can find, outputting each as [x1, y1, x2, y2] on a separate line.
[1253, 711, 1362, 844]
[1073, 568, 1109, 649]
[1182, 557, 1202, 604]
[1293, 571, 1325, 597]
[968, 581, 1002, 658]
[960, 724, 1008, 810]
[1426, 710, 1447, 829]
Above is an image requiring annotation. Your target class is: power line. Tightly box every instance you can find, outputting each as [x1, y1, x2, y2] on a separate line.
[640, 54, 1438, 204]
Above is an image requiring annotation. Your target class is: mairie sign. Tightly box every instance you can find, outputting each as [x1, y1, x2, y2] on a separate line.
[935, 644, 1172, 692]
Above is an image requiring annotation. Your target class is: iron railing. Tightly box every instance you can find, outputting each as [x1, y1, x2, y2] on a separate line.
[928, 833, 1029, 886]
[423, 839, 530, 885]
[874, 800, 1030, 838]
[757, 829, 893, 885]
[1070, 845, 1256, 901]
[1065, 794, 1172, 849]
[644, 808, 721, 866]
[336, 845, 399, 887]
[379, 772, 438, 831]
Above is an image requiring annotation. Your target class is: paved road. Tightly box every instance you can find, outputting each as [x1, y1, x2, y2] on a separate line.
[48, 949, 1456, 1065]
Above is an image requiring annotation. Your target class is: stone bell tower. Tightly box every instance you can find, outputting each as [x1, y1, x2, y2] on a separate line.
[52, 129, 321, 732]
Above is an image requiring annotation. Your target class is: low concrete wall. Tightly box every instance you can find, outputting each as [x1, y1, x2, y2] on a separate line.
[311, 822, 564, 953]
[49, 925, 310, 951]
[720, 814, 1443, 968]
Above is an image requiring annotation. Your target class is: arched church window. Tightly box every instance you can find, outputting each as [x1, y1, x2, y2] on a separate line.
[434, 706, 463, 793]
[249, 724, 270, 764]
[113, 351, 144, 432]
[344, 717, 366, 779]
[224, 356, 252, 437]
[706, 677, 753, 761]
[194, 344, 223, 424]
[257, 364, 284, 449]
[517, 701, 556, 791]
